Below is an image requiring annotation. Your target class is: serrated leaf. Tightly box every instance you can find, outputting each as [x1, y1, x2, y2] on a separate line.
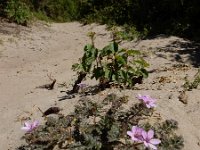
[115, 55, 126, 66]
[110, 42, 119, 53]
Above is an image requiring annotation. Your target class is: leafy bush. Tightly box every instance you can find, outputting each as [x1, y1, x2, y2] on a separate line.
[71, 33, 149, 92]
[5, 0, 31, 25]
[30, 0, 80, 22]
[17, 93, 184, 150]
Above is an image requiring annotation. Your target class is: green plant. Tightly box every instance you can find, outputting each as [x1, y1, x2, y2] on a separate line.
[5, 0, 31, 25]
[17, 93, 184, 150]
[71, 33, 149, 93]
[33, 0, 80, 22]
[183, 69, 200, 90]
[110, 25, 148, 41]
[33, 11, 51, 22]
[153, 119, 184, 150]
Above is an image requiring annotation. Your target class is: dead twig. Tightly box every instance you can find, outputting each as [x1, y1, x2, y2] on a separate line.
[36, 73, 56, 90]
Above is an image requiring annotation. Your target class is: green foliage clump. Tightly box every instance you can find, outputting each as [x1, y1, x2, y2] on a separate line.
[5, 0, 31, 25]
[151, 119, 184, 150]
[1, 0, 200, 39]
[116, 26, 148, 41]
[32, 0, 80, 22]
[72, 33, 149, 91]
[17, 94, 184, 150]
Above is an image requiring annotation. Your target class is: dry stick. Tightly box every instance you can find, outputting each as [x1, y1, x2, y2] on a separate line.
[36, 74, 56, 90]
[47, 73, 57, 90]
[48, 79, 56, 90]
[37, 107, 44, 115]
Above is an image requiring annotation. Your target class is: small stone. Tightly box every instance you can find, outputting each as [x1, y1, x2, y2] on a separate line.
[178, 90, 188, 104]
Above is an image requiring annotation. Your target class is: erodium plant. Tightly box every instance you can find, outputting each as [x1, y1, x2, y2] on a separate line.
[17, 93, 184, 150]
[71, 32, 149, 93]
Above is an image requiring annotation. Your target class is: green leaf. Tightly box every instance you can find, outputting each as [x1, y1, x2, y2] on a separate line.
[100, 45, 113, 57]
[115, 55, 126, 66]
[126, 50, 141, 56]
[110, 42, 119, 53]
[104, 65, 112, 80]
[112, 74, 118, 82]
[71, 63, 81, 71]
[84, 44, 93, 52]
[119, 70, 127, 80]
[134, 59, 149, 68]
[92, 67, 104, 80]
[82, 44, 98, 72]
[140, 68, 149, 78]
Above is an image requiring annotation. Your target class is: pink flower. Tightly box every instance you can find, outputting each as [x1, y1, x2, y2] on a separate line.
[21, 120, 39, 132]
[137, 94, 157, 108]
[142, 129, 161, 150]
[77, 83, 87, 89]
[127, 126, 144, 142]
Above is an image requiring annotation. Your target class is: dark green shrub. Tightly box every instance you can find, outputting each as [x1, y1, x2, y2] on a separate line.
[5, 0, 31, 25]
[32, 0, 80, 22]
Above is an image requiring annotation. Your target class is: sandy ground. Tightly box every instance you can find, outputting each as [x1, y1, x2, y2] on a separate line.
[0, 21, 200, 150]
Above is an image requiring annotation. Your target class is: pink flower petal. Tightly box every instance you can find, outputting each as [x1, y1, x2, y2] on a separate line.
[147, 130, 154, 139]
[131, 126, 137, 132]
[21, 127, 30, 131]
[137, 94, 142, 98]
[150, 139, 161, 145]
[150, 103, 156, 107]
[148, 143, 158, 150]
[33, 120, 39, 128]
[143, 141, 149, 147]
[24, 122, 31, 128]
[142, 130, 148, 139]
[131, 136, 139, 142]
[146, 104, 151, 108]
[137, 94, 157, 108]
[127, 131, 133, 137]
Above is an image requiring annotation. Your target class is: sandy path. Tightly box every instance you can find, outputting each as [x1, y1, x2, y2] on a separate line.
[0, 22, 110, 149]
[0, 22, 200, 150]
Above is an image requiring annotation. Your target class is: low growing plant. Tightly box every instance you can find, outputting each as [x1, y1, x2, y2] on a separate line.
[183, 69, 200, 90]
[17, 93, 184, 150]
[71, 33, 149, 93]
[109, 25, 148, 42]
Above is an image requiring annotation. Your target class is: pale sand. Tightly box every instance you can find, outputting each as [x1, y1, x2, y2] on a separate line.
[0, 21, 200, 149]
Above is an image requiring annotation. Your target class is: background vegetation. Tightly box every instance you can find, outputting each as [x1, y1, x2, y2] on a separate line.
[0, 0, 200, 39]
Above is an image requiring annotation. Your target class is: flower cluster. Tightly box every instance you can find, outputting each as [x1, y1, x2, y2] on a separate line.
[127, 94, 160, 149]
[127, 126, 161, 150]
[21, 120, 39, 132]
